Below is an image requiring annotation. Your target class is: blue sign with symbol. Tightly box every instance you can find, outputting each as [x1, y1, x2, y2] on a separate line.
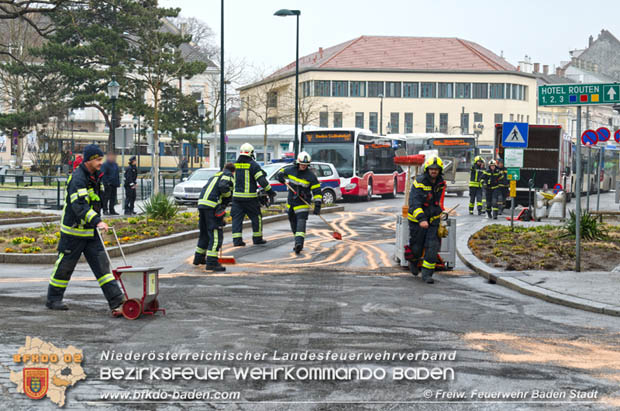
[502, 122, 528, 148]
[596, 127, 611, 142]
[581, 129, 598, 146]
[615, 130, 620, 143]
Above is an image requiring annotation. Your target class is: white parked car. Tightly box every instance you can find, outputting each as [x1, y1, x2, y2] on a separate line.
[173, 168, 219, 204]
[262, 162, 343, 205]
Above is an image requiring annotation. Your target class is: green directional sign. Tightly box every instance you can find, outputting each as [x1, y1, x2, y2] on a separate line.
[506, 168, 520, 181]
[538, 83, 620, 106]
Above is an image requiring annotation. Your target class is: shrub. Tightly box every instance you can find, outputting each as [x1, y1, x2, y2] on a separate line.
[562, 211, 608, 241]
[141, 193, 179, 220]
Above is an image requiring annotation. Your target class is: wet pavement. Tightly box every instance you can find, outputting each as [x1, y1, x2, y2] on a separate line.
[1, 194, 620, 410]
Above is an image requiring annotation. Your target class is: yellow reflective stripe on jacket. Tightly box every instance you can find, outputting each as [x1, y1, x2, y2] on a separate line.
[233, 192, 258, 198]
[469, 181, 482, 188]
[310, 183, 321, 190]
[198, 199, 219, 207]
[254, 170, 264, 180]
[313, 194, 323, 200]
[234, 163, 250, 169]
[60, 224, 94, 237]
[244, 170, 250, 193]
[287, 175, 310, 187]
[70, 193, 79, 203]
[77, 188, 88, 197]
[85, 209, 98, 223]
[220, 175, 233, 182]
[198, 174, 220, 206]
[407, 207, 424, 222]
[413, 180, 431, 191]
[222, 191, 232, 198]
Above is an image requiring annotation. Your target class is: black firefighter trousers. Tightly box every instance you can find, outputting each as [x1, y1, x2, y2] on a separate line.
[196, 208, 224, 265]
[47, 232, 124, 309]
[231, 199, 263, 244]
[409, 222, 440, 280]
[287, 206, 309, 248]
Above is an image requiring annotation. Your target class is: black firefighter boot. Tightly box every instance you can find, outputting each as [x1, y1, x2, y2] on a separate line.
[487, 210, 492, 219]
[493, 210, 498, 220]
[46, 285, 68, 310]
[206, 259, 226, 272]
[409, 260, 420, 276]
[253, 237, 267, 245]
[233, 239, 246, 247]
[193, 253, 206, 265]
[421, 268, 434, 284]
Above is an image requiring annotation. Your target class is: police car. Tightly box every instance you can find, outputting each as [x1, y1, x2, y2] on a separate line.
[262, 162, 343, 204]
[172, 168, 219, 204]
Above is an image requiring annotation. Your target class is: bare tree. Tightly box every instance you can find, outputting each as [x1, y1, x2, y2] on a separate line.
[243, 80, 290, 163]
[29, 116, 63, 177]
[170, 15, 218, 61]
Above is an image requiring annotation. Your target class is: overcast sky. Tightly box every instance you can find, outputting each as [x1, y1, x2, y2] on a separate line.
[161, 0, 619, 80]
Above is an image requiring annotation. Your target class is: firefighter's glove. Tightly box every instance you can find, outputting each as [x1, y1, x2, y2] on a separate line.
[276, 173, 285, 184]
[313, 201, 321, 215]
[404, 245, 414, 261]
[438, 223, 449, 238]
[214, 206, 226, 219]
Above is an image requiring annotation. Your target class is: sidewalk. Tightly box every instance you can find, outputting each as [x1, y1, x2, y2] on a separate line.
[456, 214, 620, 317]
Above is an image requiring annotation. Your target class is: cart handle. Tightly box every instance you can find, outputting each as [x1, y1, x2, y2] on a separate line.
[97, 226, 128, 267]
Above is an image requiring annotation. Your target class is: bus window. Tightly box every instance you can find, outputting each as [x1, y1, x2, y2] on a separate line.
[304, 143, 354, 178]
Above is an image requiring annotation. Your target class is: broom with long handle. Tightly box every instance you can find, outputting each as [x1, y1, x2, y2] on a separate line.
[284, 181, 342, 240]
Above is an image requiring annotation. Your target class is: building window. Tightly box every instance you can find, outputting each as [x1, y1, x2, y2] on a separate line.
[332, 81, 348, 97]
[369, 112, 378, 133]
[386, 82, 401, 98]
[438, 83, 453, 98]
[474, 112, 483, 123]
[512, 84, 519, 100]
[314, 81, 330, 97]
[333, 112, 343, 128]
[494, 113, 503, 124]
[267, 91, 277, 108]
[472, 83, 488, 99]
[505, 84, 512, 99]
[389, 112, 399, 133]
[439, 113, 448, 133]
[319, 111, 328, 127]
[355, 112, 364, 128]
[368, 81, 384, 97]
[404, 112, 413, 133]
[350, 81, 366, 97]
[509, 113, 514, 122]
[420, 82, 436, 98]
[302, 81, 312, 97]
[267, 117, 278, 124]
[523, 86, 528, 101]
[403, 82, 418, 98]
[489, 83, 504, 99]
[456, 83, 471, 99]
[426, 113, 435, 133]
[461, 112, 469, 134]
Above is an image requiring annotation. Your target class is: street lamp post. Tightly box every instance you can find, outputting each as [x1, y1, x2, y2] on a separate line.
[132, 115, 139, 172]
[274, 8, 301, 156]
[378, 93, 384, 134]
[198, 100, 206, 168]
[68, 109, 75, 152]
[107, 79, 120, 152]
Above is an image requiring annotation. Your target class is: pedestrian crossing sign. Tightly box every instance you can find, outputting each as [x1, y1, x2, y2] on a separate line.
[502, 122, 528, 148]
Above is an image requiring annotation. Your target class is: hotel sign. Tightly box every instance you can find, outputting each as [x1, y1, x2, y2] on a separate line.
[539, 83, 620, 106]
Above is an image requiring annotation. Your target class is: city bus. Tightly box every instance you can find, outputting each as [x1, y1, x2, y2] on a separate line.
[301, 128, 407, 201]
[601, 144, 619, 191]
[404, 133, 478, 196]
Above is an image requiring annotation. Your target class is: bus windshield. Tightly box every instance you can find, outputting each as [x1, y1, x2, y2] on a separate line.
[303, 143, 354, 178]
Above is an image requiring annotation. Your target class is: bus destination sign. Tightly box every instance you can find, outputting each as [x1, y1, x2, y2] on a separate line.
[303, 131, 353, 143]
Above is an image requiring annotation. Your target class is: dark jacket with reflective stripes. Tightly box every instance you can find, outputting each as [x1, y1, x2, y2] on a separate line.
[496, 166, 508, 188]
[198, 170, 234, 209]
[232, 156, 272, 200]
[60, 163, 103, 238]
[469, 163, 485, 188]
[276, 165, 322, 210]
[482, 167, 505, 189]
[408, 172, 446, 226]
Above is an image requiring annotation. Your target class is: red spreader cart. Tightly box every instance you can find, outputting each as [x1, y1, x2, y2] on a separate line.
[98, 227, 165, 320]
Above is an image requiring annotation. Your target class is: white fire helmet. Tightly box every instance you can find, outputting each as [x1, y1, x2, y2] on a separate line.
[240, 143, 255, 158]
[297, 151, 311, 165]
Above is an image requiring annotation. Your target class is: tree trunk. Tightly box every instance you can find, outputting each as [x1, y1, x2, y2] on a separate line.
[152, 93, 160, 195]
[263, 123, 268, 165]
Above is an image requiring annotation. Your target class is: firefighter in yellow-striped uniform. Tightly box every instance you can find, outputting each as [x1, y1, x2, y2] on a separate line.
[46, 144, 124, 312]
[482, 159, 505, 219]
[469, 156, 485, 215]
[496, 158, 509, 214]
[406, 156, 446, 284]
[194, 163, 235, 272]
[276, 152, 322, 254]
[231, 143, 276, 246]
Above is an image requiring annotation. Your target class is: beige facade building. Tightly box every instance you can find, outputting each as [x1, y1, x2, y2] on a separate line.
[239, 36, 537, 147]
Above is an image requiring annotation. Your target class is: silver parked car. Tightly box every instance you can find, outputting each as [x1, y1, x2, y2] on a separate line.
[262, 162, 343, 205]
[172, 168, 219, 204]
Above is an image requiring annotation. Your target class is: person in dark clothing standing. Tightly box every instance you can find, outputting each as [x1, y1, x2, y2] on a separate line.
[179, 156, 189, 180]
[46, 144, 124, 313]
[231, 143, 276, 246]
[101, 152, 120, 215]
[124, 156, 138, 215]
[496, 158, 509, 214]
[482, 160, 505, 220]
[194, 163, 235, 271]
[468, 156, 485, 215]
[407, 156, 446, 284]
[276, 152, 322, 254]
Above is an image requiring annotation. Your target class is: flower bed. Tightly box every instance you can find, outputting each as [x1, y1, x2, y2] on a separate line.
[0, 205, 288, 254]
[469, 223, 620, 271]
[0, 211, 52, 219]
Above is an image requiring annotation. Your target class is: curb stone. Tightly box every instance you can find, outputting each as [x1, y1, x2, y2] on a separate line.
[0, 205, 345, 264]
[456, 219, 620, 317]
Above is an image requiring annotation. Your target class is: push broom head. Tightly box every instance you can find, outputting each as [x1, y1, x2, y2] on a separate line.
[332, 231, 342, 240]
[218, 256, 236, 265]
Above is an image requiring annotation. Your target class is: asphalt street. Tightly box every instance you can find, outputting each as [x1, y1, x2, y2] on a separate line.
[1, 193, 620, 410]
